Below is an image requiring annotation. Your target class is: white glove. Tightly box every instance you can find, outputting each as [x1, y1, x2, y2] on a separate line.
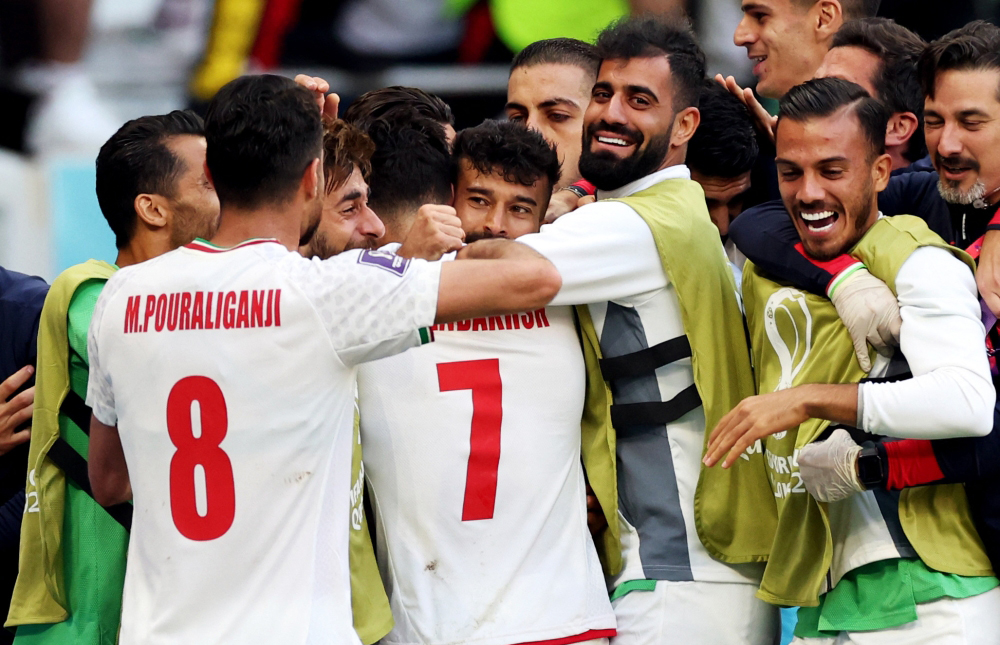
[829, 267, 901, 372]
[797, 429, 864, 503]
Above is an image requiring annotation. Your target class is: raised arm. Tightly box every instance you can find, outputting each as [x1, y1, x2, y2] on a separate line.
[435, 240, 561, 323]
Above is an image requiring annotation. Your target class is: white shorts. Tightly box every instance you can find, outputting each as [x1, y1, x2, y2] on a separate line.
[610, 580, 779, 645]
[790, 586, 1000, 645]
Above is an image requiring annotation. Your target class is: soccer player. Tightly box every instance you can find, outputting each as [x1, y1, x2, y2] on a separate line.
[356, 119, 616, 645]
[467, 17, 779, 644]
[300, 118, 383, 258]
[733, 0, 881, 100]
[686, 80, 759, 277]
[506, 38, 602, 222]
[706, 77, 1000, 644]
[506, 38, 599, 189]
[84, 74, 561, 645]
[7, 110, 218, 645]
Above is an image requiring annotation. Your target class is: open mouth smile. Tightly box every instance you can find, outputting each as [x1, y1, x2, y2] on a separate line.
[800, 210, 839, 234]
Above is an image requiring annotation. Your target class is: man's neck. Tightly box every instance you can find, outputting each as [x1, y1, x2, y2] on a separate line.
[115, 233, 170, 269]
[211, 204, 304, 251]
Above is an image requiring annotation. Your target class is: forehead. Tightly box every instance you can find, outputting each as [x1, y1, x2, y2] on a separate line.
[457, 159, 549, 202]
[165, 134, 207, 171]
[927, 68, 1000, 112]
[776, 108, 869, 162]
[508, 63, 592, 103]
[817, 47, 881, 98]
[597, 56, 673, 96]
[329, 165, 365, 201]
[694, 171, 752, 198]
[742, 0, 800, 15]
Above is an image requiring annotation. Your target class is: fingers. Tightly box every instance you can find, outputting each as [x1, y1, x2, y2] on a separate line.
[0, 365, 34, 402]
[704, 406, 745, 467]
[323, 93, 340, 120]
[852, 335, 872, 372]
[577, 195, 596, 207]
[0, 429, 30, 456]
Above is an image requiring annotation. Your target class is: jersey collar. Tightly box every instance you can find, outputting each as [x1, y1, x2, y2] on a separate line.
[184, 238, 281, 253]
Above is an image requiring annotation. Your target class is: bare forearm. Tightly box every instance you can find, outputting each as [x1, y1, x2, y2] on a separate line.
[456, 239, 545, 261]
[801, 383, 859, 427]
[88, 416, 132, 506]
[436, 257, 561, 323]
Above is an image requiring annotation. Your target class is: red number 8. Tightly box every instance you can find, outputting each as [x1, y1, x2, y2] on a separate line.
[166, 376, 236, 540]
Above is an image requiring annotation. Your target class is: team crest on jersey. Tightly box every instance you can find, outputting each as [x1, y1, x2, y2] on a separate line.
[358, 249, 409, 276]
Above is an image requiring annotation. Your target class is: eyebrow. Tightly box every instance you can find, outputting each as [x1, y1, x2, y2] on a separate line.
[741, 2, 767, 13]
[774, 156, 850, 166]
[339, 190, 364, 204]
[626, 84, 659, 102]
[466, 186, 495, 198]
[513, 195, 538, 206]
[538, 97, 581, 110]
[504, 101, 526, 112]
[958, 109, 991, 119]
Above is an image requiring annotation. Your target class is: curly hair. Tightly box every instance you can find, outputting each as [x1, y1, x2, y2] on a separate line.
[322, 118, 375, 194]
[451, 119, 560, 190]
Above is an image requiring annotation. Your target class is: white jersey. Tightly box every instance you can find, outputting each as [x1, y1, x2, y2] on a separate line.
[517, 166, 763, 588]
[357, 304, 615, 645]
[86, 239, 440, 645]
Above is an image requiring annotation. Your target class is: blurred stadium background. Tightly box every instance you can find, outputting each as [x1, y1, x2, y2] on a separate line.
[0, 0, 995, 281]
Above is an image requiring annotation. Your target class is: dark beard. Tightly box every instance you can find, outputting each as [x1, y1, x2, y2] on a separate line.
[464, 231, 506, 244]
[579, 121, 673, 191]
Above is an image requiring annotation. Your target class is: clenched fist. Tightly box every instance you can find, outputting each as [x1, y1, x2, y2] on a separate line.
[396, 204, 465, 261]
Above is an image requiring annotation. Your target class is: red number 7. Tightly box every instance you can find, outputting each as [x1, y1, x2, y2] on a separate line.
[437, 359, 503, 521]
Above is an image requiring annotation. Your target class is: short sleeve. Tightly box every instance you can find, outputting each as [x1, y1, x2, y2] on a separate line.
[515, 201, 667, 306]
[85, 277, 119, 426]
[287, 249, 442, 366]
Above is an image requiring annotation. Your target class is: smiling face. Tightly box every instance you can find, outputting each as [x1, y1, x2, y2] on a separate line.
[301, 165, 384, 259]
[924, 68, 1000, 206]
[579, 56, 696, 191]
[506, 63, 593, 187]
[775, 107, 891, 259]
[454, 159, 550, 241]
[735, 0, 832, 99]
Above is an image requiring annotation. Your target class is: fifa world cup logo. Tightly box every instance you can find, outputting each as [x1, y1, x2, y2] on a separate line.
[764, 288, 814, 392]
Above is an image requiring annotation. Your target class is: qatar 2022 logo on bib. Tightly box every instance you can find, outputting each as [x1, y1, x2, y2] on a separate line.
[763, 288, 814, 441]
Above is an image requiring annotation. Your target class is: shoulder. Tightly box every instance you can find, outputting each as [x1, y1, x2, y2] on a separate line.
[0, 265, 48, 316]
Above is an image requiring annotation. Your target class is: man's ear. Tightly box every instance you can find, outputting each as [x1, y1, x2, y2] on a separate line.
[886, 112, 920, 150]
[670, 106, 701, 149]
[873, 152, 893, 193]
[303, 158, 322, 201]
[134, 194, 169, 230]
[814, 0, 844, 42]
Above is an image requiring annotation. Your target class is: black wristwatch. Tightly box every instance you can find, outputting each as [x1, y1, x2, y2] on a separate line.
[855, 445, 886, 489]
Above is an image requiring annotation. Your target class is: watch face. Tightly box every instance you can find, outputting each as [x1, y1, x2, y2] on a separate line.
[856, 448, 882, 489]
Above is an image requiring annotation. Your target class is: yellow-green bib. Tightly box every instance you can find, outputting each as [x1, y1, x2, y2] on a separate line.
[577, 177, 777, 575]
[743, 216, 990, 606]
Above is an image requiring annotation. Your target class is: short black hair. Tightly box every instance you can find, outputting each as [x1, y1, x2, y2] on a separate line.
[778, 78, 888, 159]
[204, 74, 322, 209]
[919, 20, 1000, 101]
[343, 86, 454, 132]
[366, 113, 452, 219]
[511, 38, 600, 78]
[797, 0, 880, 20]
[452, 119, 561, 191]
[831, 18, 927, 161]
[594, 15, 706, 111]
[687, 81, 759, 179]
[96, 110, 204, 249]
